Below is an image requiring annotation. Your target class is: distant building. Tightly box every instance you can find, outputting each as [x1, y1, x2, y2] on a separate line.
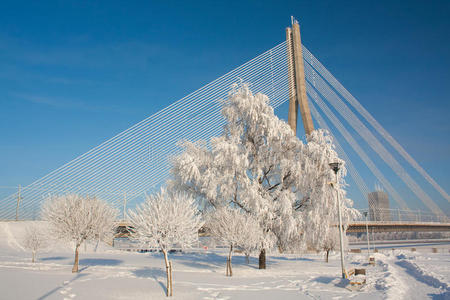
[368, 191, 391, 221]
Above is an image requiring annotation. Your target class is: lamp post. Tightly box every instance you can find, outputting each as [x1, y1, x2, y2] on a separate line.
[329, 162, 346, 279]
[122, 191, 128, 221]
[363, 211, 371, 260]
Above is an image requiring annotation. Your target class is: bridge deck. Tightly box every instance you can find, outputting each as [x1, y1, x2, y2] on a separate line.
[347, 222, 450, 233]
[116, 221, 450, 234]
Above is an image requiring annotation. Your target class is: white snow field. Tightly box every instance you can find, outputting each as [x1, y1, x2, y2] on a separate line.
[0, 222, 449, 300]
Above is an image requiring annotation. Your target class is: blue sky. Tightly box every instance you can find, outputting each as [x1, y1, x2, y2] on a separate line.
[0, 1, 449, 207]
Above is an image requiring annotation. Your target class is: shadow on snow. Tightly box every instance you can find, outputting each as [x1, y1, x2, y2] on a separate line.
[79, 258, 123, 266]
[37, 272, 88, 300]
[40, 256, 70, 261]
[132, 267, 167, 293]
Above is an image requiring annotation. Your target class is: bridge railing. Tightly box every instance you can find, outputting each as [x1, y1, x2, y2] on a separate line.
[355, 208, 449, 224]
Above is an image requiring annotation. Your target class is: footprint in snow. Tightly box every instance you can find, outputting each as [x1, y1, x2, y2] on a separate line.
[62, 293, 76, 299]
[60, 283, 75, 298]
[203, 291, 230, 300]
[60, 287, 72, 294]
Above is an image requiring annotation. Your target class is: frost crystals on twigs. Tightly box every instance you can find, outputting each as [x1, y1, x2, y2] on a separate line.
[171, 84, 358, 267]
[129, 188, 203, 297]
[42, 194, 118, 273]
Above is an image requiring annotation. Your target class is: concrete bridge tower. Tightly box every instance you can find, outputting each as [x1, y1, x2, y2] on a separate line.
[286, 19, 314, 137]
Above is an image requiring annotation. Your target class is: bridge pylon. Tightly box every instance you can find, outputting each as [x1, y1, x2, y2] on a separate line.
[286, 19, 314, 137]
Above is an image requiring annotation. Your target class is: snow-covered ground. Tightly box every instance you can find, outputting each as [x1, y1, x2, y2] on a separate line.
[0, 221, 449, 299]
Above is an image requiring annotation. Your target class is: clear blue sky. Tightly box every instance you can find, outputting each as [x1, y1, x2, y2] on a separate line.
[1, 1, 449, 203]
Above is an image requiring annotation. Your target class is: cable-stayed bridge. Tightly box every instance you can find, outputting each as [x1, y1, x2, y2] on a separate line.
[1, 21, 449, 231]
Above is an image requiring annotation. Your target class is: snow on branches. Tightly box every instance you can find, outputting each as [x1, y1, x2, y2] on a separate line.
[298, 130, 359, 252]
[206, 207, 263, 275]
[321, 227, 345, 263]
[128, 188, 203, 296]
[129, 188, 203, 252]
[170, 84, 358, 267]
[42, 194, 118, 272]
[22, 224, 47, 263]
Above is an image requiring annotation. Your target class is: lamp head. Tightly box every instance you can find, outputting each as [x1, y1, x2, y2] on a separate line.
[329, 162, 341, 174]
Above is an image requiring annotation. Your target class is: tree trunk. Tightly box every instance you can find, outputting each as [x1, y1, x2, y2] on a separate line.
[226, 257, 229, 276]
[94, 237, 100, 252]
[72, 244, 80, 273]
[163, 249, 171, 297]
[325, 250, 329, 263]
[245, 253, 250, 264]
[32, 250, 36, 263]
[258, 249, 266, 269]
[169, 261, 173, 296]
[278, 244, 284, 253]
[226, 245, 233, 276]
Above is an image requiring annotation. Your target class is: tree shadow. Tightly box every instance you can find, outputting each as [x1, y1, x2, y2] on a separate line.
[79, 258, 123, 266]
[132, 267, 166, 293]
[37, 272, 88, 300]
[153, 252, 225, 270]
[79, 265, 90, 272]
[172, 251, 280, 270]
[233, 255, 281, 269]
[313, 276, 335, 284]
[273, 255, 314, 262]
[40, 256, 69, 261]
[230, 255, 260, 269]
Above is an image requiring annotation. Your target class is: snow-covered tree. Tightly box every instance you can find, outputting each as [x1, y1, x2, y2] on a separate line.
[170, 84, 358, 268]
[206, 207, 262, 275]
[239, 217, 264, 264]
[292, 130, 359, 253]
[128, 188, 203, 297]
[23, 224, 47, 263]
[42, 194, 118, 273]
[321, 227, 340, 263]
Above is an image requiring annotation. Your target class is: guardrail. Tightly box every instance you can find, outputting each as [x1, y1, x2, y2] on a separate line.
[355, 208, 449, 223]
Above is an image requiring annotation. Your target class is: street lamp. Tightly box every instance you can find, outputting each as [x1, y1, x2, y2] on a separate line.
[363, 211, 371, 260]
[329, 162, 346, 279]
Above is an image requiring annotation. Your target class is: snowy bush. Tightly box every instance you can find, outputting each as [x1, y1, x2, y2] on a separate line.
[42, 194, 118, 273]
[171, 84, 358, 268]
[23, 224, 47, 263]
[206, 207, 262, 275]
[128, 188, 203, 297]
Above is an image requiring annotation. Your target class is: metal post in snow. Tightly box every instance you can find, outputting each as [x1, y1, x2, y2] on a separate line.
[122, 191, 128, 221]
[329, 162, 346, 279]
[15, 185, 21, 221]
[364, 211, 371, 260]
[371, 227, 376, 252]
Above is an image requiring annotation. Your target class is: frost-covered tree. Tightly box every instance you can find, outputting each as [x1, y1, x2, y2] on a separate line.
[239, 218, 264, 264]
[171, 84, 357, 269]
[321, 227, 340, 263]
[128, 188, 203, 297]
[292, 130, 359, 253]
[206, 207, 262, 276]
[23, 224, 47, 263]
[42, 194, 118, 273]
